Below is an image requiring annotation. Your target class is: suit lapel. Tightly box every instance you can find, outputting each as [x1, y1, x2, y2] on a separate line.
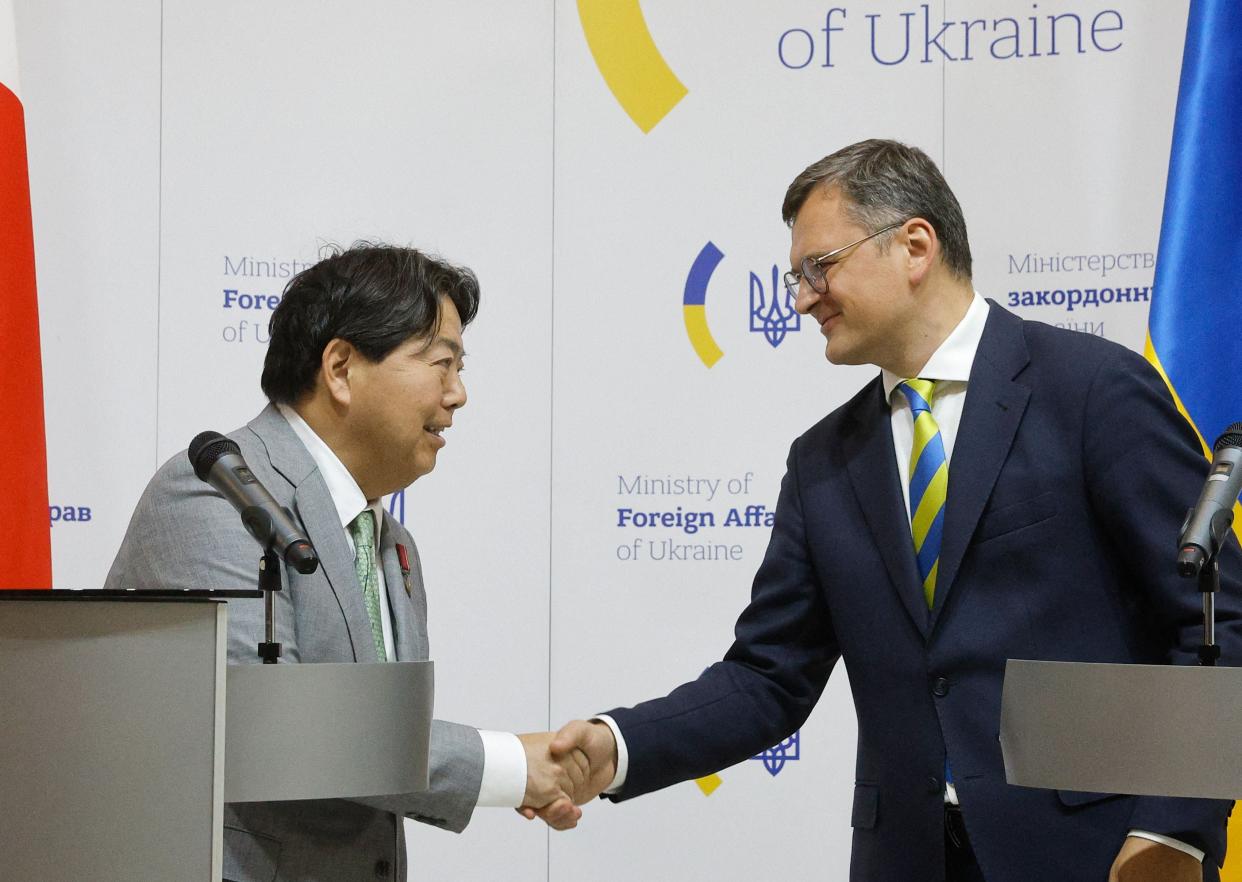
[293, 478, 379, 662]
[248, 404, 377, 663]
[378, 517, 421, 662]
[844, 381, 931, 637]
[929, 304, 1031, 630]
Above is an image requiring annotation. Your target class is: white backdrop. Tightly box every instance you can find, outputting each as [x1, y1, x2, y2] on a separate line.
[17, 1, 1186, 878]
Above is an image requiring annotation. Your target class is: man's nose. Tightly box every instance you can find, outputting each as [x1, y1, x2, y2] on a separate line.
[445, 372, 467, 409]
[791, 283, 819, 315]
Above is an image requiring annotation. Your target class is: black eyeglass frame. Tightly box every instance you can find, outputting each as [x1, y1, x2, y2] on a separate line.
[782, 221, 905, 299]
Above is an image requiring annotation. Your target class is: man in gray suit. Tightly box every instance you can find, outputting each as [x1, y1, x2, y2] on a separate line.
[106, 244, 580, 881]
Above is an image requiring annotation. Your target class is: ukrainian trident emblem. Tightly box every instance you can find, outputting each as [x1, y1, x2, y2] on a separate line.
[750, 730, 801, 777]
[749, 265, 801, 348]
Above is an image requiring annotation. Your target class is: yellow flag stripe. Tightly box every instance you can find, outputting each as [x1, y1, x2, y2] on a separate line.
[1144, 334, 1242, 547]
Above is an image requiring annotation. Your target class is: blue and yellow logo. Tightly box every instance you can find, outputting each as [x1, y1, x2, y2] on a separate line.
[683, 242, 802, 368]
[683, 242, 725, 368]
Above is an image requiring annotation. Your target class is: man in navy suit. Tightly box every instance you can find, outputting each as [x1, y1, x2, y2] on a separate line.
[540, 140, 1242, 881]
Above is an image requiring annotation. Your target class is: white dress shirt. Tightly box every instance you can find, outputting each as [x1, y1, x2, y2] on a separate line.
[597, 295, 1203, 860]
[278, 404, 527, 808]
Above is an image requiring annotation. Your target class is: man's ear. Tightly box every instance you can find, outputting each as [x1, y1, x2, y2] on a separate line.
[320, 338, 356, 407]
[904, 217, 938, 286]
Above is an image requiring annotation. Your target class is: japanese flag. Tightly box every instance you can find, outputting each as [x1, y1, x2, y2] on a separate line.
[0, 0, 52, 588]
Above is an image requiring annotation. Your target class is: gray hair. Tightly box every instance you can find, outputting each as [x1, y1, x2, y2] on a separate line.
[781, 139, 972, 281]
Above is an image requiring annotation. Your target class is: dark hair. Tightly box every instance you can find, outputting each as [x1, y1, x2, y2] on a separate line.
[781, 139, 972, 280]
[261, 242, 480, 404]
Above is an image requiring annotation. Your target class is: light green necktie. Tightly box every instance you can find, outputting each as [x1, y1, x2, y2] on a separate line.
[348, 509, 387, 662]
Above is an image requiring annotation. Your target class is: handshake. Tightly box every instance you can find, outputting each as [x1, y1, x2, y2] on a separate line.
[516, 720, 619, 830]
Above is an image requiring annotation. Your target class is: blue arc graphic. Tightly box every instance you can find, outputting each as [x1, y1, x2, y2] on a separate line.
[683, 241, 725, 367]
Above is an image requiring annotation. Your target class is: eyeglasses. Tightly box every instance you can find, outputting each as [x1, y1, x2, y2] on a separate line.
[782, 222, 905, 300]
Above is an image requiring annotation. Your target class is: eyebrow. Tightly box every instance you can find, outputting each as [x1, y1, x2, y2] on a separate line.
[789, 248, 818, 270]
[415, 336, 466, 359]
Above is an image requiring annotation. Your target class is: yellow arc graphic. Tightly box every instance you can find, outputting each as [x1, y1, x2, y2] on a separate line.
[683, 305, 723, 368]
[695, 773, 723, 796]
[577, 0, 688, 133]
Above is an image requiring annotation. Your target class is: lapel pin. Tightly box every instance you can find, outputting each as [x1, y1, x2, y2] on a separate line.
[395, 543, 413, 597]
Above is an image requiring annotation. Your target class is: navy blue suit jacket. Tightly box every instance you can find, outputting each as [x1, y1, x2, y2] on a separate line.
[606, 303, 1242, 882]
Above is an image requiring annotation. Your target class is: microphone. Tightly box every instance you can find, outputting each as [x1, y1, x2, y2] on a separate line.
[1178, 422, 1242, 577]
[188, 431, 319, 575]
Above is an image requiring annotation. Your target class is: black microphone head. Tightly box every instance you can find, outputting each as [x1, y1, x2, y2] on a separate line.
[286, 540, 320, 575]
[1214, 423, 1242, 452]
[189, 430, 242, 482]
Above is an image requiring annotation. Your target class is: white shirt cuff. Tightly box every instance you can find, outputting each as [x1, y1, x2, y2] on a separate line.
[476, 730, 528, 807]
[1127, 830, 1205, 863]
[591, 714, 629, 795]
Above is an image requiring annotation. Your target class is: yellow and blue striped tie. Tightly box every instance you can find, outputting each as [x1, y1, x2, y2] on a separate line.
[898, 379, 947, 610]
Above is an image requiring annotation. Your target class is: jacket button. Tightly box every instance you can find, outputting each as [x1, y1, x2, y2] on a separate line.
[374, 859, 391, 877]
[932, 677, 950, 697]
[928, 775, 942, 793]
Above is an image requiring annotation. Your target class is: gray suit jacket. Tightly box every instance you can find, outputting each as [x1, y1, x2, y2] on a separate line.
[105, 404, 485, 882]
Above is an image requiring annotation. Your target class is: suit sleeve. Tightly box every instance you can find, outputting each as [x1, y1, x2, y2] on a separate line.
[103, 453, 301, 666]
[604, 439, 840, 801]
[353, 523, 485, 832]
[352, 722, 484, 833]
[1082, 345, 1242, 866]
[105, 454, 486, 833]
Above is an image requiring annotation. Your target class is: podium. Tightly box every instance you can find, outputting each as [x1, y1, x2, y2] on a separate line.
[1000, 659, 1242, 799]
[0, 591, 434, 882]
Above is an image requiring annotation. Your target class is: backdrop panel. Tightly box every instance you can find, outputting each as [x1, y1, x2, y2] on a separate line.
[14, 1, 1206, 879]
[18, 0, 161, 590]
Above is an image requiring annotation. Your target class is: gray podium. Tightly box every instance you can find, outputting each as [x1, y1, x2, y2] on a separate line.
[1000, 659, 1242, 799]
[0, 591, 434, 882]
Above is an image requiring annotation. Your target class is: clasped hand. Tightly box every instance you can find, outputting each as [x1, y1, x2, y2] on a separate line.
[516, 720, 618, 830]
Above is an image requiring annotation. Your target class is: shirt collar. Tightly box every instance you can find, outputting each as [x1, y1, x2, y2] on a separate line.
[882, 292, 989, 402]
[277, 403, 379, 532]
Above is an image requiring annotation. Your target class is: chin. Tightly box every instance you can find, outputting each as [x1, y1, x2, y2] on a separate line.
[824, 344, 855, 366]
[409, 465, 433, 483]
[825, 339, 871, 367]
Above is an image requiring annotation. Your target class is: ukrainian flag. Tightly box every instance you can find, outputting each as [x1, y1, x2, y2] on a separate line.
[1146, 6, 1242, 875]
[0, 0, 51, 589]
[1146, 0, 1242, 551]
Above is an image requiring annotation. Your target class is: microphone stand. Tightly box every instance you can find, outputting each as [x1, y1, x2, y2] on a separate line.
[257, 549, 283, 664]
[1181, 508, 1233, 667]
[243, 506, 284, 664]
[1197, 555, 1221, 667]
